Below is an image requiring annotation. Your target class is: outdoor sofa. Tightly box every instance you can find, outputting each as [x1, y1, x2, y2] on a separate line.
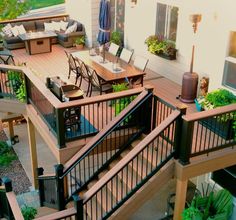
[0, 14, 85, 49]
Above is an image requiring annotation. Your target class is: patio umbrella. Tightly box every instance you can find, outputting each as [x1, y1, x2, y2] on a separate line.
[97, 0, 111, 62]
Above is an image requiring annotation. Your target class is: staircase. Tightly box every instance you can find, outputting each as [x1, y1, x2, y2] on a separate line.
[36, 90, 180, 219]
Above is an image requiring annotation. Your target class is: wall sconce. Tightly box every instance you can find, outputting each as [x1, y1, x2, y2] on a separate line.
[189, 14, 202, 34]
[131, 0, 137, 7]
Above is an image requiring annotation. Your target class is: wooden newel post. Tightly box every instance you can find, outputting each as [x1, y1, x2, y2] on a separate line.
[73, 194, 84, 220]
[55, 164, 65, 211]
[2, 177, 13, 220]
[143, 86, 154, 134]
[179, 119, 194, 165]
[37, 167, 44, 207]
[174, 104, 187, 159]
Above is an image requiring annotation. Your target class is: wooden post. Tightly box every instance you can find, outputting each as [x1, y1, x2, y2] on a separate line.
[8, 121, 14, 141]
[55, 164, 65, 211]
[73, 194, 84, 220]
[173, 178, 188, 220]
[174, 104, 187, 159]
[27, 118, 38, 189]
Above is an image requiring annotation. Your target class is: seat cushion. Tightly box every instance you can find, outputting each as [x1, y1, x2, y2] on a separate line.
[57, 33, 68, 42]
[4, 36, 22, 44]
[22, 21, 36, 32]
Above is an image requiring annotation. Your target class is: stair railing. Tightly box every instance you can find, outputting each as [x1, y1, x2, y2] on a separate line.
[60, 89, 153, 203]
[81, 109, 182, 220]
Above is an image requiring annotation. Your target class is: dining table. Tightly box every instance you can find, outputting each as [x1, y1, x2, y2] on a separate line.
[71, 50, 146, 86]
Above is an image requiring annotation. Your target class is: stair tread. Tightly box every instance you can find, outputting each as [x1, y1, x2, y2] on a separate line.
[35, 207, 58, 218]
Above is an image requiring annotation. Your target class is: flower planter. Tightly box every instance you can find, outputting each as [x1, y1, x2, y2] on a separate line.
[157, 51, 176, 60]
[75, 44, 84, 50]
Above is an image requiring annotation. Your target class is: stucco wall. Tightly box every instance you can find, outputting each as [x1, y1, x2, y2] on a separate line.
[65, 0, 236, 92]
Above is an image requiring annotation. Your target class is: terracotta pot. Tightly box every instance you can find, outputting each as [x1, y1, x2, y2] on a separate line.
[76, 44, 84, 50]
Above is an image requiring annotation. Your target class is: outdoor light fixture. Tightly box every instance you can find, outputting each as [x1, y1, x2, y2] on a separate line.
[180, 14, 202, 103]
[131, 0, 137, 7]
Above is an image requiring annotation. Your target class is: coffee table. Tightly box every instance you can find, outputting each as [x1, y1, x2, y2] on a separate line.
[18, 31, 57, 55]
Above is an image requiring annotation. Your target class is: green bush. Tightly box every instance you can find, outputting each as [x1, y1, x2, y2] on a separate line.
[110, 31, 122, 46]
[21, 205, 37, 220]
[0, 141, 17, 167]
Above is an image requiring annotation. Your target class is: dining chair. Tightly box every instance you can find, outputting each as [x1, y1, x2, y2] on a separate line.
[119, 48, 134, 63]
[86, 65, 112, 97]
[64, 51, 82, 86]
[108, 43, 120, 56]
[133, 55, 149, 72]
[80, 61, 91, 96]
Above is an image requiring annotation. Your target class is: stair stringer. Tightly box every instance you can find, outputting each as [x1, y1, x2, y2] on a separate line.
[110, 159, 175, 220]
[0, 99, 26, 115]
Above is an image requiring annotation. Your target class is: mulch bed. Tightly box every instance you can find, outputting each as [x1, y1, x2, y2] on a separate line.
[0, 150, 31, 195]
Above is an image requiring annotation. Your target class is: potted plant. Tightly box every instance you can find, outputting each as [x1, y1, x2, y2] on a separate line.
[182, 189, 233, 220]
[104, 31, 123, 55]
[74, 36, 85, 50]
[196, 88, 236, 140]
[145, 35, 177, 60]
[21, 205, 37, 220]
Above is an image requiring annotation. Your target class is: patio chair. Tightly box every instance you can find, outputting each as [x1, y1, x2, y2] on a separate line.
[128, 55, 149, 88]
[119, 48, 133, 63]
[133, 55, 149, 72]
[86, 65, 112, 97]
[108, 43, 120, 56]
[64, 51, 82, 86]
[80, 61, 91, 96]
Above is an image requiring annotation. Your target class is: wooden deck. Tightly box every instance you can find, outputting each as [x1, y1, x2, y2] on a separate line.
[11, 44, 196, 114]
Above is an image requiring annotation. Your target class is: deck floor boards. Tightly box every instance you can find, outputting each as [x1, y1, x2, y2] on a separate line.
[12, 44, 196, 114]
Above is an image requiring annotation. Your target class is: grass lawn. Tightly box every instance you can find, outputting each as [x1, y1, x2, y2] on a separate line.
[29, 0, 65, 10]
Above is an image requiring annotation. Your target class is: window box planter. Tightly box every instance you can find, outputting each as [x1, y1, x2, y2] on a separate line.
[157, 50, 177, 60]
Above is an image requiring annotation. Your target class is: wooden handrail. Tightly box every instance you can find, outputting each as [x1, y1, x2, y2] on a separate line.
[35, 207, 76, 220]
[183, 103, 236, 122]
[57, 86, 150, 109]
[83, 109, 180, 202]
[0, 14, 69, 24]
[6, 192, 24, 220]
[63, 90, 150, 172]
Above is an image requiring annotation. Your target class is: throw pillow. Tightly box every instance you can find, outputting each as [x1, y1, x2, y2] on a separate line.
[60, 21, 69, 31]
[52, 21, 61, 32]
[17, 25, 26, 35]
[11, 26, 19, 37]
[65, 23, 77, 34]
[2, 24, 13, 37]
[44, 22, 54, 31]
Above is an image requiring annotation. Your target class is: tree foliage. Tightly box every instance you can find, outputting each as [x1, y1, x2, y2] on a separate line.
[0, 0, 31, 21]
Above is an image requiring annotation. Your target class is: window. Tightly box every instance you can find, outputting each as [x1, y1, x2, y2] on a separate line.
[110, 0, 125, 39]
[156, 3, 179, 42]
[222, 32, 236, 90]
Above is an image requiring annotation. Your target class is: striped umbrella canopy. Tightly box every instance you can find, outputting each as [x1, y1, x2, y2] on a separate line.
[97, 0, 111, 45]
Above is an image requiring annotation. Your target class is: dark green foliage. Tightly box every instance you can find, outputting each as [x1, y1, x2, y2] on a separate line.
[182, 189, 233, 220]
[110, 31, 122, 46]
[6, 70, 26, 102]
[21, 205, 37, 220]
[205, 89, 236, 108]
[0, 141, 17, 167]
[75, 36, 85, 45]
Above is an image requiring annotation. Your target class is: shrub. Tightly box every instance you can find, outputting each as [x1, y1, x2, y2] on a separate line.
[0, 141, 17, 167]
[21, 205, 37, 220]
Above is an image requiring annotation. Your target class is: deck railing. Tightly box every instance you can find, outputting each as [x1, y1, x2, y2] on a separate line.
[0, 65, 149, 147]
[179, 104, 236, 164]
